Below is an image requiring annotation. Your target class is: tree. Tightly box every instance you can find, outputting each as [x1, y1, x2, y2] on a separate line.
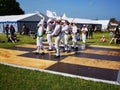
[110, 18, 117, 22]
[0, 0, 24, 16]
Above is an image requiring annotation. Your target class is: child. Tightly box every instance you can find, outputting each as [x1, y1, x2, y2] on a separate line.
[100, 35, 106, 42]
[76, 33, 80, 41]
[109, 31, 114, 38]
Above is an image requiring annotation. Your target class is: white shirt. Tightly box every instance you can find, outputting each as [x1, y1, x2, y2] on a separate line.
[37, 25, 44, 36]
[62, 25, 69, 34]
[51, 24, 61, 36]
[81, 27, 88, 34]
[37, 17, 45, 37]
[46, 23, 53, 33]
[72, 25, 77, 34]
[37, 17, 45, 26]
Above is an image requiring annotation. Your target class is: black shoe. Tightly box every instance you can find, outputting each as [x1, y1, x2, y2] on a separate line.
[75, 47, 78, 50]
[35, 52, 39, 54]
[55, 55, 60, 58]
[71, 46, 74, 49]
[41, 52, 45, 55]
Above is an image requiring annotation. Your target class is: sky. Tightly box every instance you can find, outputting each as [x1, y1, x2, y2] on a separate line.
[16, 0, 120, 21]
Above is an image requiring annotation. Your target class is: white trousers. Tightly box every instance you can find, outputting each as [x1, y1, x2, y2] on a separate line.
[64, 34, 70, 50]
[36, 37, 44, 53]
[47, 34, 53, 49]
[72, 34, 77, 48]
[82, 33, 86, 43]
[55, 35, 62, 56]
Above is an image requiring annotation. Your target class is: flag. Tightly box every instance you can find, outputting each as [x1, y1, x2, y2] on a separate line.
[46, 10, 54, 18]
[52, 12, 57, 17]
[62, 13, 67, 19]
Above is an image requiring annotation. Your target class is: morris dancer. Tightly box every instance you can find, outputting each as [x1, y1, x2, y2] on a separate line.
[51, 20, 62, 57]
[35, 15, 45, 55]
[71, 23, 78, 49]
[46, 19, 54, 51]
[61, 20, 70, 52]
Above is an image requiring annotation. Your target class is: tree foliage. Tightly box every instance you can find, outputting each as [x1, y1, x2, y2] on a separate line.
[0, 0, 24, 16]
[110, 18, 117, 22]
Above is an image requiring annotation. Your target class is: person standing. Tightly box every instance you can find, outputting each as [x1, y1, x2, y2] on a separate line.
[71, 23, 78, 49]
[61, 20, 70, 52]
[115, 26, 119, 34]
[4, 24, 9, 38]
[9, 25, 15, 36]
[88, 24, 93, 38]
[81, 25, 88, 43]
[51, 20, 62, 58]
[21, 24, 27, 35]
[35, 16, 45, 55]
[46, 19, 54, 51]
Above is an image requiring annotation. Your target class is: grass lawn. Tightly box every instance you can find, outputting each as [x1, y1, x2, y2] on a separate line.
[0, 64, 120, 90]
[0, 33, 36, 48]
[0, 32, 120, 48]
[0, 32, 120, 90]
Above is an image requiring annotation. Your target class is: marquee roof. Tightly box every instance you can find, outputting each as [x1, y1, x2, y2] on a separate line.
[0, 13, 42, 23]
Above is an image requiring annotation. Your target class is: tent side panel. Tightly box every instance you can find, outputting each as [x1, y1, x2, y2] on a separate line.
[0, 22, 18, 33]
[0, 23, 4, 33]
[17, 21, 39, 33]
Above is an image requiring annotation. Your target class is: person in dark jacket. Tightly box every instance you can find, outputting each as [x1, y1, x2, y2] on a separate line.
[9, 25, 15, 36]
[4, 24, 9, 38]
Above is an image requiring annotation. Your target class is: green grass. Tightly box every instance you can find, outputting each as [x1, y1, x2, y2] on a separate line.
[0, 32, 120, 90]
[0, 64, 120, 90]
[86, 32, 120, 46]
[0, 32, 119, 49]
[0, 33, 36, 48]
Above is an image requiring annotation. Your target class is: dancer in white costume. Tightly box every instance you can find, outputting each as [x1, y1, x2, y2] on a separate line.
[71, 23, 78, 49]
[51, 20, 62, 57]
[81, 25, 88, 43]
[46, 19, 54, 51]
[35, 15, 45, 55]
[61, 20, 70, 52]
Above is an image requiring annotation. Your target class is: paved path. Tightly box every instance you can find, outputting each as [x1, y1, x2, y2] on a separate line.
[0, 43, 120, 81]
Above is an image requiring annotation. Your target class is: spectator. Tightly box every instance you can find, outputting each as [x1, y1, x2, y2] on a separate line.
[109, 31, 120, 44]
[76, 33, 80, 41]
[21, 24, 27, 35]
[109, 31, 114, 38]
[87, 24, 94, 38]
[100, 35, 106, 42]
[8, 34, 18, 43]
[115, 26, 119, 34]
[9, 25, 15, 36]
[4, 24, 9, 38]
